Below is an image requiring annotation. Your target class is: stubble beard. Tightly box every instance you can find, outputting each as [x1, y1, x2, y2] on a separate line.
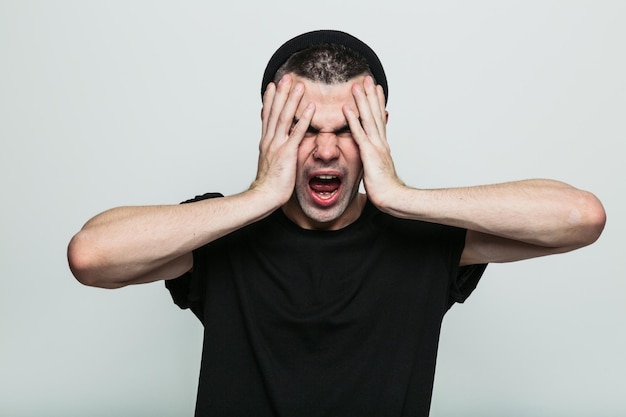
[293, 167, 362, 227]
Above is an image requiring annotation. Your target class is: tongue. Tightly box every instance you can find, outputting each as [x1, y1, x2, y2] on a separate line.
[309, 178, 340, 193]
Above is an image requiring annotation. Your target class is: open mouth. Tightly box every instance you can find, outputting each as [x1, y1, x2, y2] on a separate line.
[308, 174, 342, 203]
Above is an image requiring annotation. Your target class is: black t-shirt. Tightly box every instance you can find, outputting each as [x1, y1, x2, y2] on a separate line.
[166, 193, 486, 417]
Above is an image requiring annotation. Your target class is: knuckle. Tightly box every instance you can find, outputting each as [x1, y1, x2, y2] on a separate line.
[277, 112, 292, 127]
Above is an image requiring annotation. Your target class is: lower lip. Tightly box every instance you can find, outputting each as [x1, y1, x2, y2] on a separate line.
[308, 186, 342, 207]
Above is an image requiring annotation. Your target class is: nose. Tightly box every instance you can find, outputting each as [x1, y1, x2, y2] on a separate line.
[313, 133, 340, 162]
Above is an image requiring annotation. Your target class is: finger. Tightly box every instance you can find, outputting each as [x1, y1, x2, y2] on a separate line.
[264, 75, 293, 141]
[353, 79, 389, 148]
[363, 75, 382, 117]
[362, 76, 387, 137]
[374, 84, 387, 138]
[287, 102, 315, 145]
[351, 82, 378, 141]
[376, 84, 386, 117]
[261, 82, 276, 139]
[343, 104, 367, 147]
[273, 81, 305, 140]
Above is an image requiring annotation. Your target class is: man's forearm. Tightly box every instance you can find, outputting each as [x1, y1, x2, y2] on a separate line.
[377, 179, 605, 250]
[67, 189, 281, 288]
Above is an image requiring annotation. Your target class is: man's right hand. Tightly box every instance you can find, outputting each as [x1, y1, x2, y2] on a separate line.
[251, 74, 315, 207]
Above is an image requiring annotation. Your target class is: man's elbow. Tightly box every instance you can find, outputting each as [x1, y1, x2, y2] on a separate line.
[572, 191, 606, 248]
[67, 232, 125, 289]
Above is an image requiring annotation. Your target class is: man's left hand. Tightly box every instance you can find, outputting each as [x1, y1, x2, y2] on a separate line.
[344, 76, 405, 211]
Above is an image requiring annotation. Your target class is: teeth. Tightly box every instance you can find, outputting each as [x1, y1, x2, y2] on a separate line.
[316, 175, 337, 180]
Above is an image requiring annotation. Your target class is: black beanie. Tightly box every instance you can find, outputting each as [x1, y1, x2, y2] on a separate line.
[261, 30, 388, 104]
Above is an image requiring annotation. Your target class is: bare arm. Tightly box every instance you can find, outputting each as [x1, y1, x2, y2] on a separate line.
[344, 77, 606, 265]
[68, 192, 276, 288]
[68, 75, 314, 288]
[375, 179, 606, 265]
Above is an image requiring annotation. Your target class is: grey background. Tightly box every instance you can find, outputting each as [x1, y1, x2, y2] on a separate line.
[1, 1, 623, 416]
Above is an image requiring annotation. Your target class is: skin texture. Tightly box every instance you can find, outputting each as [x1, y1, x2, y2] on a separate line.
[281, 74, 368, 230]
[67, 73, 606, 288]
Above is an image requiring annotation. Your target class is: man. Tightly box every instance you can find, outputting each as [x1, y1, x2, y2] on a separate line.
[67, 30, 606, 416]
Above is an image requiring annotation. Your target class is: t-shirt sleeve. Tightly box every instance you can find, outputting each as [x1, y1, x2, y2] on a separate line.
[447, 263, 487, 308]
[164, 192, 223, 323]
[446, 227, 488, 309]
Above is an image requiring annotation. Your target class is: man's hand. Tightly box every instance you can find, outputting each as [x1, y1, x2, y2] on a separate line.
[343, 75, 405, 211]
[252, 75, 316, 207]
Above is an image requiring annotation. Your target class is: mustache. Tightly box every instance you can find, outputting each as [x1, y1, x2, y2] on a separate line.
[302, 163, 347, 176]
